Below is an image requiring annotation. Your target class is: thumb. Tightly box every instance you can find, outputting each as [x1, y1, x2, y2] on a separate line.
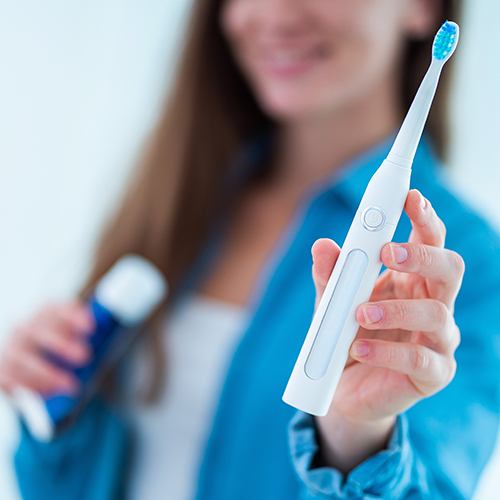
[311, 238, 341, 309]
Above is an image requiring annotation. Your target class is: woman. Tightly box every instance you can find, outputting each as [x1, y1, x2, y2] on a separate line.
[2, 0, 499, 498]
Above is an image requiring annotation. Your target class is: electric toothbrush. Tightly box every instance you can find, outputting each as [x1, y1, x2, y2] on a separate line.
[12, 255, 168, 440]
[282, 21, 459, 416]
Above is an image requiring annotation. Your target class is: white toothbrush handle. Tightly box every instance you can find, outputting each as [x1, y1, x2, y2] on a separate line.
[282, 160, 410, 416]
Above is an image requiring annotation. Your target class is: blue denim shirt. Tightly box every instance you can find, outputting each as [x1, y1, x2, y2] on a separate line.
[14, 136, 500, 499]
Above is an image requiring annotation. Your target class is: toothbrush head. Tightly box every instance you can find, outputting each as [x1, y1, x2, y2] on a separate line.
[433, 20, 459, 63]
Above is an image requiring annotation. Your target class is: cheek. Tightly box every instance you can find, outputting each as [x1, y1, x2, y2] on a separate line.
[349, 10, 405, 82]
[220, 0, 251, 47]
[304, 8, 404, 107]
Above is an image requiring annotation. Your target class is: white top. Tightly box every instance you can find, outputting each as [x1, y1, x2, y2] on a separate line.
[128, 293, 247, 500]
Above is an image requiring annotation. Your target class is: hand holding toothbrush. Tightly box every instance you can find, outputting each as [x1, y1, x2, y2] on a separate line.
[311, 189, 464, 473]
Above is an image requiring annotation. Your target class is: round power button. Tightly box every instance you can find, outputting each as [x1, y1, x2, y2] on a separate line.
[362, 206, 386, 231]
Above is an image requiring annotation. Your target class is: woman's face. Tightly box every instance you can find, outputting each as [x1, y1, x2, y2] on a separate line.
[221, 0, 435, 120]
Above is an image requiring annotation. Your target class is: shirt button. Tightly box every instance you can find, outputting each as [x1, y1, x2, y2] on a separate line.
[344, 481, 364, 498]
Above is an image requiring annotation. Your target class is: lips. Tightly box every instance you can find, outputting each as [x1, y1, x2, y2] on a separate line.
[257, 45, 324, 79]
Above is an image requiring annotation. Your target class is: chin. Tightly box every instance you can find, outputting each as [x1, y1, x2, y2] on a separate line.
[256, 78, 368, 122]
[257, 89, 322, 121]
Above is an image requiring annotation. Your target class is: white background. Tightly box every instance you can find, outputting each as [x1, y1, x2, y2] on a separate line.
[0, 1, 498, 498]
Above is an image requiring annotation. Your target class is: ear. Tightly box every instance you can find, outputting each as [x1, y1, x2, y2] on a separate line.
[403, 0, 442, 39]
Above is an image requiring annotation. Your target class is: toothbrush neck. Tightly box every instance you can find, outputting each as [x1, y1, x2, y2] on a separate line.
[386, 59, 443, 169]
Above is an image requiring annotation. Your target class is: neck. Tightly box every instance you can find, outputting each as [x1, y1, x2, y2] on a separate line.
[272, 78, 401, 189]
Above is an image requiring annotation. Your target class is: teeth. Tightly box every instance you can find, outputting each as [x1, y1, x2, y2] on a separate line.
[267, 51, 309, 66]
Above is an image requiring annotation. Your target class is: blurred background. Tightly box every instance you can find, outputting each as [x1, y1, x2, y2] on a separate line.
[0, 1, 498, 498]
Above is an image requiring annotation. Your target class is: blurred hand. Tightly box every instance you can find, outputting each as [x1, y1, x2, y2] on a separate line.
[311, 189, 465, 472]
[0, 302, 94, 396]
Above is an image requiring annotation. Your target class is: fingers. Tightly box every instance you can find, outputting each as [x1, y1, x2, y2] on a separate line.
[27, 302, 93, 360]
[350, 339, 456, 393]
[20, 324, 91, 365]
[380, 242, 465, 306]
[1, 343, 78, 395]
[37, 302, 94, 334]
[311, 238, 341, 308]
[356, 299, 460, 353]
[0, 301, 93, 396]
[405, 189, 446, 247]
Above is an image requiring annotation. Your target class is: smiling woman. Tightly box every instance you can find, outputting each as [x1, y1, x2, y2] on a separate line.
[222, 0, 415, 119]
[1, 0, 500, 499]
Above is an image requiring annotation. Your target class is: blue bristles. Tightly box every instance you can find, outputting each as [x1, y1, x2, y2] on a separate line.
[433, 21, 459, 60]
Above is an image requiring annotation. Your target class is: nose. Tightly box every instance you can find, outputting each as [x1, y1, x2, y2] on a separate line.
[253, 0, 309, 37]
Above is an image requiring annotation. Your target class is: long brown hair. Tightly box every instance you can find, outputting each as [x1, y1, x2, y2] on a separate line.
[81, 0, 461, 399]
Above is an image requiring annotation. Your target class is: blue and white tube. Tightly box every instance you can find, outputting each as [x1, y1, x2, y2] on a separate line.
[12, 255, 168, 440]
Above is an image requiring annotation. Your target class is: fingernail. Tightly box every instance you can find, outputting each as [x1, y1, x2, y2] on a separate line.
[59, 378, 78, 394]
[74, 346, 91, 363]
[390, 244, 408, 264]
[362, 305, 383, 323]
[81, 320, 96, 335]
[419, 193, 427, 211]
[352, 341, 371, 358]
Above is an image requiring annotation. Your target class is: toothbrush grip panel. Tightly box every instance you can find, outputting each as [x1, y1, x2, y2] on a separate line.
[282, 220, 398, 416]
[304, 249, 368, 380]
